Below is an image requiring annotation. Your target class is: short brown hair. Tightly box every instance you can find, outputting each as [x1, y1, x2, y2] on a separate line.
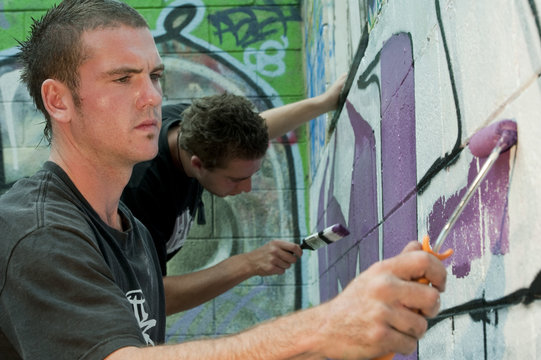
[179, 93, 269, 169]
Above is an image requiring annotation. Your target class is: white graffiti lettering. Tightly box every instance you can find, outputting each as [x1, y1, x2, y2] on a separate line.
[126, 290, 157, 346]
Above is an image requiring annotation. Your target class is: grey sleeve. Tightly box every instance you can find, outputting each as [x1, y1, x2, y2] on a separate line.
[0, 227, 146, 360]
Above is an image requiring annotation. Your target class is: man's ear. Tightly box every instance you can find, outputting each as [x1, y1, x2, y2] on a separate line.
[41, 79, 73, 123]
[190, 155, 204, 171]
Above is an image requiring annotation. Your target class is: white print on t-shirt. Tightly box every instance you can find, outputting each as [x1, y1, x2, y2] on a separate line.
[166, 209, 194, 255]
[126, 290, 157, 346]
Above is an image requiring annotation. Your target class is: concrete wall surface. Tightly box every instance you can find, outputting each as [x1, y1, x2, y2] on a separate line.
[305, 0, 541, 358]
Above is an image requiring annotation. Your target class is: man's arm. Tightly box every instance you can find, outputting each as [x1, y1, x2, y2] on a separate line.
[163, 240, 302, 315]
[263, 73, 347, 139]
[107, 242, 447, 360]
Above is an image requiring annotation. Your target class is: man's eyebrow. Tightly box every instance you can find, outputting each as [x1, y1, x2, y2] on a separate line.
[154, 64, 165, 72]
[105, 67, 142, 77]
[229, 175, 252, 181]
[227, 168, 261, 182]
[105, 63, 165, 77]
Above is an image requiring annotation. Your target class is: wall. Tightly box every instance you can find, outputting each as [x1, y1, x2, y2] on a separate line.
[306, 0, 541, 359]
[0, 0, 316, 344]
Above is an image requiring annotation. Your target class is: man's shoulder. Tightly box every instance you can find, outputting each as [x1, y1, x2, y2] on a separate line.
[0, 165, 98, 247]
[162, 102, 191, 123]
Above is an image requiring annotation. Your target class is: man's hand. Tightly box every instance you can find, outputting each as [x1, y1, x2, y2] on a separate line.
[244, 240, 302, 276]
[262, 73, 348, 139]
[312, 241, 447, 359]
[321, 72, 347, 110]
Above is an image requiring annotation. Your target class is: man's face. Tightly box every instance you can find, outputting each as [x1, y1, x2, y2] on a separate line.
[72, 26, 164, 167]
[197, 157, 263, 197]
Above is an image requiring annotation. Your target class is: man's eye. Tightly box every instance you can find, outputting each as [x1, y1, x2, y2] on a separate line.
[151, 73, 163, 81]
[115, 76, 130, 83]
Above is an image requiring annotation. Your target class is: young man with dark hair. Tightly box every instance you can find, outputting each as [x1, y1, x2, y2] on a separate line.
[122, 80, 347, 312]
[0, 1, 447, 359]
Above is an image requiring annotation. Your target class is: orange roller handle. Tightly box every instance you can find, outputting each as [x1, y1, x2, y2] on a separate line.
[421, 235, 454, 260]
[374, 236, 453, 360]
[418, 235, 453, 284]
[376, 353, 396, 360]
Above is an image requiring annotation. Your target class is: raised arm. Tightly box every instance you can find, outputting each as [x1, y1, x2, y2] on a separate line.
[163, 240, 302, 315]
[108, 241, 447, 360]
[263, 73, 347, 139]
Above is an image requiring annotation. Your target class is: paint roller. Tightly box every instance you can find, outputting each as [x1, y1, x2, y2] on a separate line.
[432, 118, 517, 252]
[376, 119, 517, 360]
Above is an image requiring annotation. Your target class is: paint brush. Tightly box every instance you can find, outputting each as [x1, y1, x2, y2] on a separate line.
[300, 224, 350, 250]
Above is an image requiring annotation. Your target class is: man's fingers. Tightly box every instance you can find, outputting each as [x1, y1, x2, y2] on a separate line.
[388, 304, 429, 339]
[271, 256, 294, 270]
[254, 240, 302, 275]
[397, 281, 442, 318]
[271, 239, 302, 257]
[400, 240, 422, 253]
[383, 307, 427, 354]
[387, 250, 447, 292]
[365, 304, 420, 357]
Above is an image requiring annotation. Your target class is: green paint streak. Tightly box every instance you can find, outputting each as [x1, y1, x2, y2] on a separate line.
[1, 1, 304, 102]
[299, 123, 311, 231]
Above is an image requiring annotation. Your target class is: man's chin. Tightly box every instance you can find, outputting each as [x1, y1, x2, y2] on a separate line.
[206, 189, 229, 198]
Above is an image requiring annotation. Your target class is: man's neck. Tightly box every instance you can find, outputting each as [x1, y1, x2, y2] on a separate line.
[48, 150, 129, 231]
[168, 125, 194, 178]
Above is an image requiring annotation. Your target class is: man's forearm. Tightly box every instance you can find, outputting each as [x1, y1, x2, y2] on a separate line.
[108, 244, 447, 360]
[164, 240, 301, 315]
[262, 95, 334, 140]
[263, 74, 346, 139]
[163, 253, 254, 315]
[107, 305, 326, 360]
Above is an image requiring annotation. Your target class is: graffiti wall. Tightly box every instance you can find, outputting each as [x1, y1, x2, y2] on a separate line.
[307, 0, 541, 358]
[0, 0, 313, 343]
[303, 0, 369, 179]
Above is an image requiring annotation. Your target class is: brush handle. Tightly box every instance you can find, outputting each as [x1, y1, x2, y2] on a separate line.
[300, 242, 314, 250]
[433, 137, 505, 253]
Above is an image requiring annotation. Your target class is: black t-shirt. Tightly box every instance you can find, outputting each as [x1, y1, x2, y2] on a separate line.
[0, 162, 165, 360]
[122, 103, 204, 276]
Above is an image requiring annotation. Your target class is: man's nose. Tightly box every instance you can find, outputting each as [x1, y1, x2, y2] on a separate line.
[136, 77, 162, 109]
[237, 177, 252, 193]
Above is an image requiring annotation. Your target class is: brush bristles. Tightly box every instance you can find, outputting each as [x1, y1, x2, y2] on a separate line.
[330, 224, 350, 237]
